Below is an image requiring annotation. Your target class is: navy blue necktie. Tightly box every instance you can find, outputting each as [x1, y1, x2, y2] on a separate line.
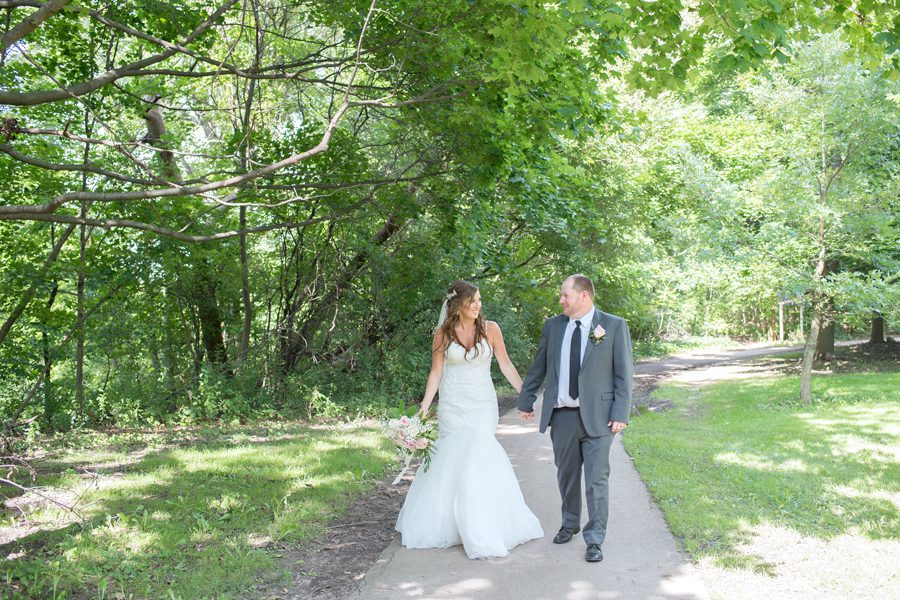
[569, 321, 581, 400]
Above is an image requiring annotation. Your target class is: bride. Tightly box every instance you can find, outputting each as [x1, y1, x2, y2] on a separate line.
[395, 280, 544, 559]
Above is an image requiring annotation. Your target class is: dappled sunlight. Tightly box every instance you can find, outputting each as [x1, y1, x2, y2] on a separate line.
[435, 577, 494, 595]
[1, 520, 77, 553]
[1, 422, 394, 598]
[39, 447, 160, 473]
[668, 362, 785, 385]
[207, 493, 247, 514]
[495, 422, 538, 436]
[190, 530, 216, 544]
[148, 510, 169, 523]
[831, 485, 900, 511]
[564, 580, 622, 599]
[695, 522, 900, 600]
[246, 532, 273, 548]
[1, 466, 182, 545]
[777, 439, 807, 452]
[627, 368, 899, 579]
[800, 410, 894, 432]
[392, 576, 494, 598]
[87, 523, 161, 554]
[714, 452, 809, 473]
[809, 431, 899, 460]
[378, 569, 707, 599]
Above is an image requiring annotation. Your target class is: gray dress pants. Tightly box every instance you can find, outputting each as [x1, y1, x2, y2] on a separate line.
[549, 407, 615, 546]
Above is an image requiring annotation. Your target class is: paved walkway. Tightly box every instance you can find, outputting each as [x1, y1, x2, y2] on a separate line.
[353, 342, 859, 600]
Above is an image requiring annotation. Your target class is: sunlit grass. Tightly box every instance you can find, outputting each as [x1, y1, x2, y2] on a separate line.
[1, 421, 396, 599]
[624, 371, 900, 566]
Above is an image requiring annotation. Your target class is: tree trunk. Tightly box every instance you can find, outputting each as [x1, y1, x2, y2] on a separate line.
[42, 320, 54, 429]
[236, 0, 262, 366]
[162, 289, 179, 402]
[800, 215, 828, 406]
[0, 224, 76, 346]
[172, 281, 203, 379]
[76, 206, 86, 421]
[239, 206, 252, 362]
[281, 214, 404, 370]
[799, 303, 805, 339]
[800, 304, 821, 406]
[870, 312, 885, 344]
[42, 275, 60, 429]
[75, 75, 94, 425]
[143, 97, 181, 182]
[815, 306, 835, 360]
[778, 301, 784, 341]
[195, 265, 229, 370]
[814, 259, 838, 360]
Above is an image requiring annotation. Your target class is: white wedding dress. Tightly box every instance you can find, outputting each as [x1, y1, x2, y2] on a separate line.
[395, 339, 544, 559]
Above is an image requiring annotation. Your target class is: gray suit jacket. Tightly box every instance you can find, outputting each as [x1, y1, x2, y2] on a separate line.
[517, 308, 633, 437]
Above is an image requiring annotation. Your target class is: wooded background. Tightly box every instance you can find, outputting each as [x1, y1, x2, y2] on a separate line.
[1, 0, 897, 432]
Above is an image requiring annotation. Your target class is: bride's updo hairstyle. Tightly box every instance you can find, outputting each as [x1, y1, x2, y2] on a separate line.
[437, 280, 487, 359]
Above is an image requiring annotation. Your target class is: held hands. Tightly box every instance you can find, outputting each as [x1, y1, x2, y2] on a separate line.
[518, 410, 535, 422]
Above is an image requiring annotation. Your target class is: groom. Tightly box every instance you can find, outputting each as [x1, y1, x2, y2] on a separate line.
[517, 274, 633, 562]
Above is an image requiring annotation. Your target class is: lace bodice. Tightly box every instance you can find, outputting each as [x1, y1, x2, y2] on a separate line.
[442, 339, 492, 380]
[438, 339, 498, 437]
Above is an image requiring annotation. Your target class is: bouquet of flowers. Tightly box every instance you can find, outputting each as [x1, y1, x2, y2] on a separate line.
[384, 412, 437, 485]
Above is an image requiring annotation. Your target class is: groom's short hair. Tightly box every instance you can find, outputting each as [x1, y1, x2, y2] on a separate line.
[567, 274, 595, 298]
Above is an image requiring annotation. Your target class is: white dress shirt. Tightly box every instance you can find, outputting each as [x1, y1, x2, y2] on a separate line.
[557, 306, 595, 408]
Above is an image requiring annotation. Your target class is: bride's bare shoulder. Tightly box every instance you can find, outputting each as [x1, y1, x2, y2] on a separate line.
[432, 327, 450, 350]
[485, 320, 503, 336]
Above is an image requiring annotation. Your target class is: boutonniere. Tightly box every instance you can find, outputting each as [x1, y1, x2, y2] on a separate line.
[589, 324, 606, 345]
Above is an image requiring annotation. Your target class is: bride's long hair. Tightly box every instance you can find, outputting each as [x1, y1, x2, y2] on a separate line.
[437, 280, 487, 359]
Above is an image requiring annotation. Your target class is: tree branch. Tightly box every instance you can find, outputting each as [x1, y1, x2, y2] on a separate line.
[0, 143, 160, 186]
[87, 8, 365, 82]
[0, 223, 76, 346]
[0, 1, 42, 8]
[0, 0, 70, 53]
[0, 197, 373, 242]
[8, 281, 126, 423]
[0, 0, 379, 217]
[0, 0, 240, 106]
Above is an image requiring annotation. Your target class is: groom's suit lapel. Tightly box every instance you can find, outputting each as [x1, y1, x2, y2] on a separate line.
[580, 308, 603, 366]
[549, 315, 567, 378]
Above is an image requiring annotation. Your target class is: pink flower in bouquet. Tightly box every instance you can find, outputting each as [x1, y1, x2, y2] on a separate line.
[384, 412, 438, 483]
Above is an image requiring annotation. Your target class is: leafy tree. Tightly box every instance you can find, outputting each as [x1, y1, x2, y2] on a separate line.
[1, 1, 897, 429]
[745, 33, 898, 403]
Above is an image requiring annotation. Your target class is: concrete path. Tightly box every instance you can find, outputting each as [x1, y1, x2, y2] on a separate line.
[631, 339, 863, 378]
[353, 342, 863, 600]
[354, 402, 707, 600]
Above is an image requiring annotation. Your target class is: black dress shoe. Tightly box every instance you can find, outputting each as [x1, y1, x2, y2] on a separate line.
[552, 525, 580, 544]
[585, 543, 603, 562]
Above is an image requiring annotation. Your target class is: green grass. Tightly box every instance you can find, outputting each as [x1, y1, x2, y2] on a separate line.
[1, 421, 396, 599]
[624, 371, 900, 569]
